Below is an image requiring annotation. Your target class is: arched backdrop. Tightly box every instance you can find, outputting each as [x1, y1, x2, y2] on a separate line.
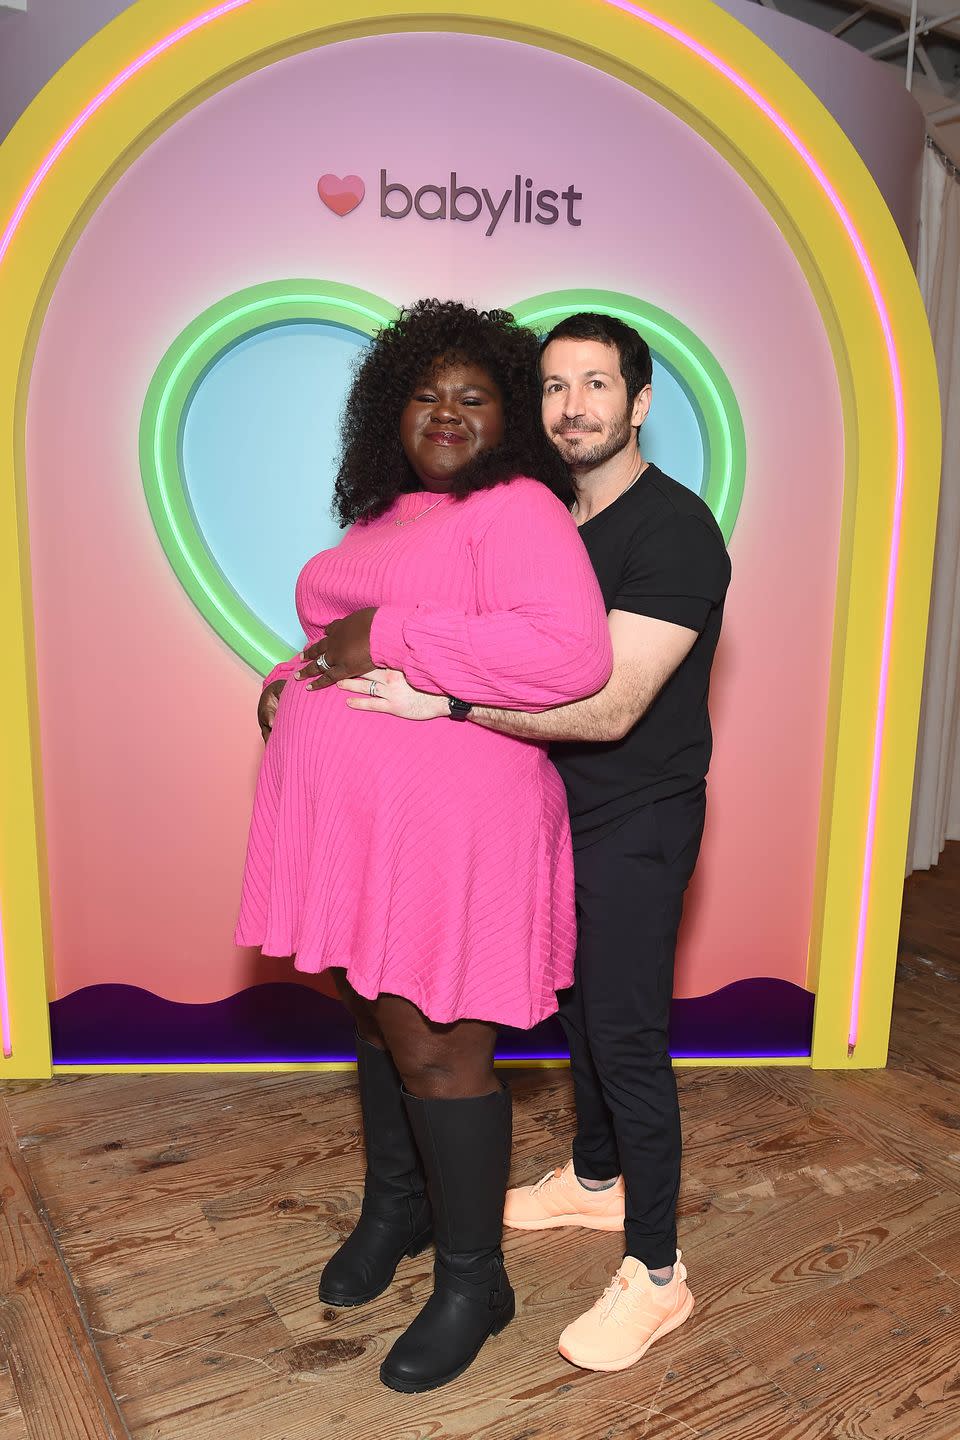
[0, 0, 940, 1076]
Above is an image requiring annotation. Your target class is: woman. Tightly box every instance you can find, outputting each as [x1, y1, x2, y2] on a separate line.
[236, 299, 612, 1392]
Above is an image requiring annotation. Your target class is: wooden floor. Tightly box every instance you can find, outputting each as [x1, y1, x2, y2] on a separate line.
[2, 851, 960, 1439]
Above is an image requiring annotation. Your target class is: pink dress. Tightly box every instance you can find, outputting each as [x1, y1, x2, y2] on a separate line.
[235, 478, 612, 1028]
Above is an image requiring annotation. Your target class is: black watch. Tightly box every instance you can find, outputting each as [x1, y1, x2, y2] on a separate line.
[446, 696, 473, 721]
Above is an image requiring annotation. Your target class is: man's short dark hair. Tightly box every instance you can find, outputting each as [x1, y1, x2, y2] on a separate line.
[539, 312, 653, 404]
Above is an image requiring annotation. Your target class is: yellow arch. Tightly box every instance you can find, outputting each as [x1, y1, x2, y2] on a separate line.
[0, 0, 940, 1076]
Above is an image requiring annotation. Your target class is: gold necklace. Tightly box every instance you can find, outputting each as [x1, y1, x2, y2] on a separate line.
[394, 497, 445, 528]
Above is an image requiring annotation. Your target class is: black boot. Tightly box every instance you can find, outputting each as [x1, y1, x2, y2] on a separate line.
[379, 1083, 515, 1393]
[318, 1035, 432, 1307]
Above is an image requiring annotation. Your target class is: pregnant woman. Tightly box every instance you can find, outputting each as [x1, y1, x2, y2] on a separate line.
[236, 299, 612, 1392]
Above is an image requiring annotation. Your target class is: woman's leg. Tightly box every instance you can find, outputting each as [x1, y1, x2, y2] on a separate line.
[373, 995, 514, 1393]
[372, 992, 498, 1098]
[318, 972, 432, 1307]
[332, 968, 385, 1049]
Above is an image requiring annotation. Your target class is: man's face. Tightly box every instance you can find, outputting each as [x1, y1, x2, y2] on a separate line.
[540, 338, 651, 470]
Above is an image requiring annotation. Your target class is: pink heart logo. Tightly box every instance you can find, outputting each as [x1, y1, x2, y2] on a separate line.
[317, 173, 365, 217]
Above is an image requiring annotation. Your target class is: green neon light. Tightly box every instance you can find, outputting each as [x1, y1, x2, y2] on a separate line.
[151, 295, 390, 667]
[141, 281, 744, 677]
[510, 290, 745, 541]
[139, 280, 397, 675]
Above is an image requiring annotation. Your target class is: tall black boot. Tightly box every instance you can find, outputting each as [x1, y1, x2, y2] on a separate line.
[379, 1083, 515, 1393]
[318, 1035, 432, 1307]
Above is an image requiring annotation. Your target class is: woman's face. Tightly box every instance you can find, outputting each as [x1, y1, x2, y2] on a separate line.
[399, 359, 505, 491]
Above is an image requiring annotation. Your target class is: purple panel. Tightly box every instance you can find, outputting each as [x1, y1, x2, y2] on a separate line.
[49, 978, 814, 1064]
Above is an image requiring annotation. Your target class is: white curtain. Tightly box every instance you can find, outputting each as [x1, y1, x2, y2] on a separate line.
[908, 144, 960, 873]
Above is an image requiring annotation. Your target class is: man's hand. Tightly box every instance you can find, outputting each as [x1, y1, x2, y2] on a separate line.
[296, 608, 377, 689]
[338, 670, 447, 720]
[258, 679, 287, 742]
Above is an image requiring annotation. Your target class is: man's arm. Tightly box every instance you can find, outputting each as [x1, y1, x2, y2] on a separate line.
[469, 609, 696, 743]
[337, 609, 697, 736]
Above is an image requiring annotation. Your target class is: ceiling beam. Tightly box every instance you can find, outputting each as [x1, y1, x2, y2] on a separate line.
[915, 42, 947, 89]
[865, 8, 960, 58]
[832, 5, 872, 35]
[795, 0, 960, 45]
[860, 0, 960, 18]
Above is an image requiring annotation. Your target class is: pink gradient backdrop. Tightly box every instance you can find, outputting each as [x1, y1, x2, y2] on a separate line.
[25, 33, 843, 1004]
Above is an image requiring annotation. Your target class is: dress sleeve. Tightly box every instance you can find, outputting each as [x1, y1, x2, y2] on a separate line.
[262, 655, 301, 689]
[369, 480, 613, 710]
[614, 513, 731, 633]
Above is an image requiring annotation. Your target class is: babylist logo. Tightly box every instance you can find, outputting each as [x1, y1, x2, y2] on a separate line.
[380, 170, 584, 236]
[315, 170, 583, 235]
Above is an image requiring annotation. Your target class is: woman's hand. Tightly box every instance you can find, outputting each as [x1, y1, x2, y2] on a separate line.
[258, 679, 287, 742]
[297, 608, 377, 689]
[338, 669, 448, 721]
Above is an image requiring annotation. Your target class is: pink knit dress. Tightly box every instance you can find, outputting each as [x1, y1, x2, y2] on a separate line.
[235, 478, 612, 1028]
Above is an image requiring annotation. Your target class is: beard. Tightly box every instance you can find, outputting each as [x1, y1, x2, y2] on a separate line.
[551, 409, 635, 469]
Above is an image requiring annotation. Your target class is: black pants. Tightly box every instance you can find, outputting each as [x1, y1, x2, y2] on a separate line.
[557, 786, 706, 1270]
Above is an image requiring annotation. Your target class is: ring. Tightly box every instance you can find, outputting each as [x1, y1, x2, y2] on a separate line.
[317, 653, 332, 673]
[369, 680, 380, 698]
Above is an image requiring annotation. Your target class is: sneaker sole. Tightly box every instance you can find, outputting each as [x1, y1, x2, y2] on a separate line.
[503, 1213, 624, 1232]
[379, 1294, 516, 1393]
[317, 1232, 433, 1308]
[557, 1291, 695, 1372]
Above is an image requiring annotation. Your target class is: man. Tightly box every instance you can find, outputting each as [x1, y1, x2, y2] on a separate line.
[339, 312, 730, 1372]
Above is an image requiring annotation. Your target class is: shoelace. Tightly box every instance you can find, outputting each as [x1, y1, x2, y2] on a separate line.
[595, 1267, 681, 1327]
[596, 1272, 632, 1324]
[531, 1166, 564, 1195]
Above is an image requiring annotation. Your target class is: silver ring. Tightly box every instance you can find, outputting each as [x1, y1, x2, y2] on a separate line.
[317, 653, 332, 673]
[369, 679, 380, 698]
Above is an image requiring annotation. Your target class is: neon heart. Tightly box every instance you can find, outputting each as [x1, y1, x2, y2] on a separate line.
[141, 283, 744, 677]
[317, 173, 365, 216]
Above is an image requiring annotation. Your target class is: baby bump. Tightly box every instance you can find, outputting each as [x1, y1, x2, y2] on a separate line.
[268, 675, 560, 830]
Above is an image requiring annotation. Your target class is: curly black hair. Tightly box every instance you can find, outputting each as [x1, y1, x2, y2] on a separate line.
[333, 298, 573, 524]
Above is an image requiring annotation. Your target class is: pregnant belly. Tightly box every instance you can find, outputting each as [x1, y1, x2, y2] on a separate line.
[269, 675, 553, 806]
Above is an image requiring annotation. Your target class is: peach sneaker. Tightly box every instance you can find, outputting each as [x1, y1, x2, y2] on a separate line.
[503, 1160, 625, 1231]
[557, 1251, 694, 1372]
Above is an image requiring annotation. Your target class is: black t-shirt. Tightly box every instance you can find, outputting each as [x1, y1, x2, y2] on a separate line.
[552, 464, 731, 845]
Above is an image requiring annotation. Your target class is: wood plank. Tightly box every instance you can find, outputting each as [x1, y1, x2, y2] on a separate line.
[0, 1110, 129, 1439]
[7, 1073, 354, 1170]
[35, 1111, 358, 1254]
[95, 1295, 293, 1436]
[736, 1249, 960, 1439]
[748, 1065, 960, 1192]
[0, 1366, 28, 1440]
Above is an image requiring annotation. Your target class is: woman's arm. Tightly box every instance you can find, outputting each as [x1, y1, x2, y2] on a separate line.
[368, 480, 612, 711]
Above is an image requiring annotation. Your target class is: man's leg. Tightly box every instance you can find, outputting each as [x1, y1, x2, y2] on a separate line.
[502, 890, 626, 1234]
[555, 790, 704, 1372]
[576, 790, 704, 1268]
[557, 926, 620, 1187]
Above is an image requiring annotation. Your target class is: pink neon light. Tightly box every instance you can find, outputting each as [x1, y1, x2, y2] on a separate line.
[0, 895, 11, 1058]
[0, 0, 905, 1053]
[0, 0, 254, 267]
[603, 1, 905, 1049]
